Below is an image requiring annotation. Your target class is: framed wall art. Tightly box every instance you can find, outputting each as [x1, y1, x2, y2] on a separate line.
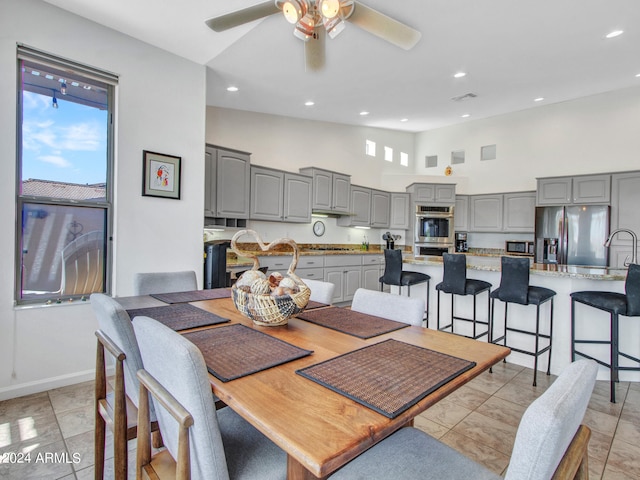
[142, 150, 181, 200]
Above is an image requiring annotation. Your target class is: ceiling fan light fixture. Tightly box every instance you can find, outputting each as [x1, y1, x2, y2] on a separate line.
[319, 0, 341, 19]
[282, 0, 307, 24]
[323, 15, 345, 39]
[293, 12, 317, 41]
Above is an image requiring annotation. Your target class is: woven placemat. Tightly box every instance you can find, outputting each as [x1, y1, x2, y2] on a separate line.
[304, 300, 329, 310]
[296, 339, 475, 418]
[183, 324, 313, 382]
[126, 304, 229, 331]
[150, 288, 231, 304]
[297, 307, 409, 339]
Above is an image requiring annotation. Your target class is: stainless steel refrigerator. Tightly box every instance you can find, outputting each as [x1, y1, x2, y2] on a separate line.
[534, 205, 610, 266]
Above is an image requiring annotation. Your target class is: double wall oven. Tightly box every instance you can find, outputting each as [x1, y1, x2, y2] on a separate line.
[414, 205, 455, 256]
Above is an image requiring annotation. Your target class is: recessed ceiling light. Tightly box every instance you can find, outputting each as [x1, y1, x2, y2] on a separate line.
[636, 73, 640, 78]
[359, 111, 370, 116]
[453, 72, 467, 78]
[226, 86, 239, 92]
[400, 118, 409, 122]
[534, 97, 545, 102]
[304, 101, 315, 106]
[605, 30, 624, 39]
[461, 114, 470, 118]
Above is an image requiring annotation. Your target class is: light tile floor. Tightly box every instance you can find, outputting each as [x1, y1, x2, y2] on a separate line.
[1, 362, 639, 479]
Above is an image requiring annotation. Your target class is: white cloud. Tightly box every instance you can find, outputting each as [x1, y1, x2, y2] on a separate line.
[60, 123, 102, 151]
[39, 155, 71, 168]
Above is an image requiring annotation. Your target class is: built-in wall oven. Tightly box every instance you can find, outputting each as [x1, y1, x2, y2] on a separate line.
[415, 205, 455, 256]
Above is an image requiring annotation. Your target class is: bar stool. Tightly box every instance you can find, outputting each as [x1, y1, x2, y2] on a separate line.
[490, 256, 556, 386]
[379, 249, 430, 325]
[570, 263, 640, 403]
[436, 253, 492, 340]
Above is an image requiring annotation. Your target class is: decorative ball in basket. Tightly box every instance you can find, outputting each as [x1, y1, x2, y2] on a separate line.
[230, 230, 310, 326]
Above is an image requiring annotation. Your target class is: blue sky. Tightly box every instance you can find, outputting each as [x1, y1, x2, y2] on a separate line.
[22, 91, 107, 185]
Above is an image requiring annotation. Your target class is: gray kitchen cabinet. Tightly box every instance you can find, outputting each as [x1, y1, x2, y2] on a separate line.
[503, 192, 536, 232]
[337, 186, 371, 227]
[215, 147, 251, 218]
[250, 166, 283, 221]
[573, 174, 611, 204]
[205, 145, 251, 220]
[324, 255, 362, 303]
[454, 195, 469, 232]
[406, 183, 456, 205]
[283, 172, 312, 223]
[389, 193, 410, 230]
[610, 171, 640, 266]
[469, 194, 503, 232]
[370, 189, 390, 228]
[362, 254, 384, 291]
[299, 167, 350, 213]
[537, 174, 611, 205]
[250, 166, 312, 223]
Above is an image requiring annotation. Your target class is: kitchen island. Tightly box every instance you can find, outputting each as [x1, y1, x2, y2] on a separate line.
[403, 255, 638, 382]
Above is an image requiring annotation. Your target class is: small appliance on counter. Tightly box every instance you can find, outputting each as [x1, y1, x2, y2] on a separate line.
[505, 240, 535, 256]
[204, 240, 231, 289]
[382, 231, 395, 249]
[455, 232, 468, 252]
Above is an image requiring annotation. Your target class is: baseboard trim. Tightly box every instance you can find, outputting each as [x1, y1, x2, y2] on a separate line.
[0, 369, 96, 401]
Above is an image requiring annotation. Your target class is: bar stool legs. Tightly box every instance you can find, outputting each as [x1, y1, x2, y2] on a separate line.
[437, 288, 490, 340]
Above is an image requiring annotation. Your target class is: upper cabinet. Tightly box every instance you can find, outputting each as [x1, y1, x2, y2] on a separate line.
[609, 171, 640, 267]
[370, 189, 391, 228]
[406, 183, 456, 205]
[537, 174, 611, 205]
[469, 194, 503, 232]
[250, 165, 312, 223]
[205, 145, 250, 220]
[454, 195, 469, 232]
[503, 192, 536, 233]
[299, 167, 350, 214]
[468, 191, 535, 233]
[338, 185, 372, 227]
[389, 193, 410, 230]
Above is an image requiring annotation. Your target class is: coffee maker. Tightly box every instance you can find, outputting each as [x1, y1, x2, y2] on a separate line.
[455, 232, 468, 252]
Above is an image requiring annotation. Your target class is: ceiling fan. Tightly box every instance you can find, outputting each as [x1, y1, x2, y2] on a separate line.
[205, 0, 421, 71]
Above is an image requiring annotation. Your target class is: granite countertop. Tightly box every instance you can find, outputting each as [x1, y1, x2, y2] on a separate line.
[226, 244, 407, 268]
[405, 255, 628, 281]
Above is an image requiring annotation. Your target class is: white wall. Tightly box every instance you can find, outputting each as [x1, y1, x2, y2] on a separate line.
[415, 85, 640, 194]
[0, 0, 206, 399]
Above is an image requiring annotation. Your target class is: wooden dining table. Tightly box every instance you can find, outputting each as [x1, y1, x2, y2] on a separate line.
[119, 294, 510, 480]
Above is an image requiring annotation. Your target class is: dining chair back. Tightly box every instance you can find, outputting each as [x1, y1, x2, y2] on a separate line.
[351, 288, 425, 326]
[303, 278, 335, 305]
[329, 359, 597, 480]
[60, 230, 104, 295]
[91, 293, 159, 480]
[133, 316, 286, 480]
[133, 270, 197, 295]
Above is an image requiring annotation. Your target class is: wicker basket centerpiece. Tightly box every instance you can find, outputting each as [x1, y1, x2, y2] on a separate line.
[230, 230, 310, 326]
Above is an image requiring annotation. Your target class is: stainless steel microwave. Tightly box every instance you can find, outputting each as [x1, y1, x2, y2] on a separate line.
[505, 240, 535, 256]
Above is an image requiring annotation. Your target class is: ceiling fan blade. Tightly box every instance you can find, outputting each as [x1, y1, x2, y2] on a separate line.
[346, 1, 421, 50]
[205, 1, 280, 32]
[305, 29, 326, 72]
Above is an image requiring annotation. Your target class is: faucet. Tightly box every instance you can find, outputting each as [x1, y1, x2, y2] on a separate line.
[605, 228, 638, 266]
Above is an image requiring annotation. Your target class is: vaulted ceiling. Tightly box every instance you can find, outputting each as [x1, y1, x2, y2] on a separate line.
[44, 0, 640, 132]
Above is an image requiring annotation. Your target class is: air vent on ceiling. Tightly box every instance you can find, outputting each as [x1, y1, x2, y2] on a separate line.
[451, 92, 477, 102]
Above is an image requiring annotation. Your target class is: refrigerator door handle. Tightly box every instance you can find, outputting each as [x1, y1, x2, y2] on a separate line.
[560, 213, 569, 265]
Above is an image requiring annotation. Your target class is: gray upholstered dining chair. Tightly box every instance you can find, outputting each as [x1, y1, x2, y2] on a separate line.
[330, 359, 597, 480]
[133, 315, 287, 480]
[90, 293, 160, 480]
[351, 288, 425, 326]
[303, 278, 335, 305]
[133, 270, 197, 295]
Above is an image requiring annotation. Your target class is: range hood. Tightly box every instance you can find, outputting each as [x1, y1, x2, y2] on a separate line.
[311, 210, 355, 217]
